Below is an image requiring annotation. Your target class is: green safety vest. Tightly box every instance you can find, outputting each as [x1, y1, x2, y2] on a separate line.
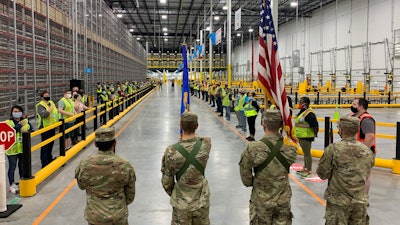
[244, 99, 258, 117]
[59, 97, 75, 120]
[234, 97, 240, 111]
[96, 88, 102, 94]
[5, 119, 30, 155]
[222, 92, 230, 106]
[36, 100, 58, 128]
[238, 94, 247, 111]
[294, 108, 316, 138]
[100, 94, 109, 103]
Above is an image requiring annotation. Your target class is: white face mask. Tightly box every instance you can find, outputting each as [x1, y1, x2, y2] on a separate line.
[66, 93, 72, 99]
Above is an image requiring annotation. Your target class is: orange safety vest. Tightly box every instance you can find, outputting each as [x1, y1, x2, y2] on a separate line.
[357, 112, 376, 153]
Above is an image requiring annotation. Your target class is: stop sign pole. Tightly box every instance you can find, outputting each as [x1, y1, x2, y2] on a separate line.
[0, 122, 22, 217]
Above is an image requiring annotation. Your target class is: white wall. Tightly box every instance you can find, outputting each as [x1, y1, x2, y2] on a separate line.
[232, 0, 400, 91]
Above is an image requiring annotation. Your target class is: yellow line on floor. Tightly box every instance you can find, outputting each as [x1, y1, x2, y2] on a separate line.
[32, 95, 152, 225]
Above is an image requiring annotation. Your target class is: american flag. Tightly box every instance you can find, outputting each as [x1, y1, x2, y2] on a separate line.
[258, 0, 295, 141]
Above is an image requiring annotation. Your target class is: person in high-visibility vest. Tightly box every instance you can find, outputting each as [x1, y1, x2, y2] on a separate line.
[222, 87, 232, 121]
[238, 89, 248, 133]
[99, 90, 109, 125]
[58, 89, 76, 151]
[233, 90, 243, 128]
[349, 97, 376, 195]
[294, 97, 319, 178]
[243, 92, 260, 141]
[6, 105, 33, 193]
[36, 90, 58, 168]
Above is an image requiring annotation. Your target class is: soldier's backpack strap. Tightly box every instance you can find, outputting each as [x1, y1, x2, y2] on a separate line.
[255, 138, 290, 173]
[173, 140, 204, 181]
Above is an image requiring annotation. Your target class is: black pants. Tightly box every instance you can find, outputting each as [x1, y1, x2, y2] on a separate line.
[247, 116, 257, 136]
[40, 128, 55, 168]
[216, 96, 222, 112]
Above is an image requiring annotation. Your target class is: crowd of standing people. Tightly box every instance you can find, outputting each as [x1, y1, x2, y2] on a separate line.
[5, 79, 151, 195]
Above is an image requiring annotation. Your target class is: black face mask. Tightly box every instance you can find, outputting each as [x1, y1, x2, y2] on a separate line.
[44, 97, 50, 101]
[350, 106, 358, 113]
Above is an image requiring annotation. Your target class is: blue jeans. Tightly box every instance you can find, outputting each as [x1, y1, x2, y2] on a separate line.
[240, 110, 247, 132]
[224, 106, 231, 120]
[7, 153, 23, 185]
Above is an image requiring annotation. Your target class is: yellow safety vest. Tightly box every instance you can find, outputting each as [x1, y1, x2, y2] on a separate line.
[234, 97, 240, 111]
[238, 94, 247, 111]
[222, 92, 230, 106]
[294, 108, 316, 138]
[36, 100, 58, 128]
[59, 97, 75, 120]
[244, 99, 258, 117]
[5, 119, 30, 155]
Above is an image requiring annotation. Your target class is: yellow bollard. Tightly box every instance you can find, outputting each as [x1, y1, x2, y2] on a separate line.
[20, 177, 37, 197]
[392, 159, 400, 174]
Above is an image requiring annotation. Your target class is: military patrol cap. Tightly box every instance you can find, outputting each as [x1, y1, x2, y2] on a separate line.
[263, 109, 283, 122]
[338, 116, 359, 129]
[95, 127, 115, 142]
[181, 112, 198, 123]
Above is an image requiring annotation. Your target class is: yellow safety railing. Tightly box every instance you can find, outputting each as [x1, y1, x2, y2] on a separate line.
[19, 86, 155, 197]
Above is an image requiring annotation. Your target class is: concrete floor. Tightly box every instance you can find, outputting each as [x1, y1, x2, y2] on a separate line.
[2, 84, 400, 225]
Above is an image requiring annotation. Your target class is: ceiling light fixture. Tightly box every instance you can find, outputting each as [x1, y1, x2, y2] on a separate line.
[117, 14, 123, 18]
[160, 0, 167, 4]
[290, 1, 298, 7]
[248, 28, 254, 33]
[129, 28, 134, 32]
[164, 38, 168, 41]
[161, 15, 167, 19]
[222, 5, 228, 10]
[162, 27, 168, 31]
[206, 26, 210, 31]
[98, 14, 102, 17]
[196, 39, 200, 42]
[164, 33, 168, 36]
[214, 16, 220, 21]
[136, 37, 140, 40]
[236, 33, 241, 37]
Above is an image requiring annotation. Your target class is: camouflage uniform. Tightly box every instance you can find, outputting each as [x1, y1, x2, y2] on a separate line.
[75, 127, 136, 225]
[240, 110, 297, 225]
[317, 116, 375, 225]
[161, 135, 212, 225]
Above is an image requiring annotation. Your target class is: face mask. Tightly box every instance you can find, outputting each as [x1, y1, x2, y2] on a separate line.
[298, 103, 303, 109]
[66, 94, 72, 99]
[12, 112, 22, 118]
[44, 96, 50, 101]
[102, 91, 107, 95]
[350, 106, 358, 113]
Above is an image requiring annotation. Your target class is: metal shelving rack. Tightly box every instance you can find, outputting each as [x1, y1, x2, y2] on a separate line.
[0, 0, 147, 120]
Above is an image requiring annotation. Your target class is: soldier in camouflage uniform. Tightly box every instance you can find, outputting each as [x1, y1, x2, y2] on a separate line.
[161, 112, 212, 225]
[239, 109, 297, 225]
[317, 116, 375, 225]
[75, 127, 136, 225]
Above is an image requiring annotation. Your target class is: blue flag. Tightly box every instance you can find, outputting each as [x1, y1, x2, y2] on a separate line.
[208, 33, 216, 45]
[180, 45, 190, 117]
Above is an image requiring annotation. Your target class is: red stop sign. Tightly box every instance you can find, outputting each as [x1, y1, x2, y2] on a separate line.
[0, 122, 16, 151]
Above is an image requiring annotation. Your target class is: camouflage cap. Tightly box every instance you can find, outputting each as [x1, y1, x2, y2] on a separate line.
[95, 127, 115, 142]
[181, 112, 198, 123]
[263, 109, 283, 122]
[338, 116, 359, 129]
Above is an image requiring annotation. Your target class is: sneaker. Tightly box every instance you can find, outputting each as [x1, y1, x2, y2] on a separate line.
[300, 171, 313, 179]
[9, 183, 19, 194]
[296, 169, 305, 174]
